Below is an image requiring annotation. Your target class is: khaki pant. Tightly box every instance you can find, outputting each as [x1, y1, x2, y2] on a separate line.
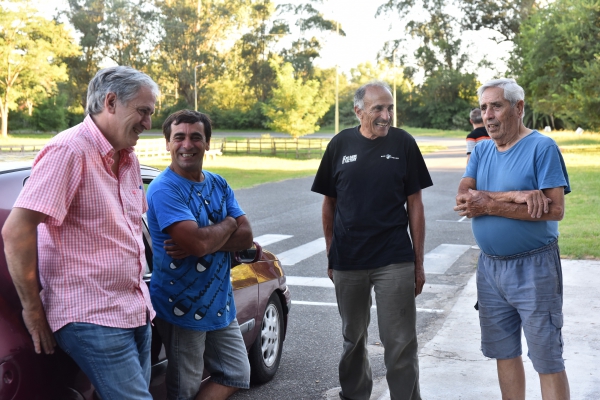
[334, 262, 421, 400]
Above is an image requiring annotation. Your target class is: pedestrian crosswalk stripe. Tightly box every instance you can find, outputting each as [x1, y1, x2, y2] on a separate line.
[286, 276, 334, 288]
[424, 244, 471, 274]
[286, 276, 458, 294]
[258, 236, 471, 274]
[278, 237, 326, 265]
[254, 234, 293, 246]
[291, 300, 444, 314]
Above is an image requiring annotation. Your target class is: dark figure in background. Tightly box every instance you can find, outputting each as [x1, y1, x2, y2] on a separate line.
[312, 81, 433, 400]
[466, 107, 490, 164]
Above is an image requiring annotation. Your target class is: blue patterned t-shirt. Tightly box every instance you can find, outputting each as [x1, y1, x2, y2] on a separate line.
[146, 168, 244, 331]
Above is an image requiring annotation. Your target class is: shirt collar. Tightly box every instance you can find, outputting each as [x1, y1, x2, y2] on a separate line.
[83, 115, 135, 161]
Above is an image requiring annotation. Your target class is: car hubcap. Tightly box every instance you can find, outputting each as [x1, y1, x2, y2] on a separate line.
[261, 302, 280, 367]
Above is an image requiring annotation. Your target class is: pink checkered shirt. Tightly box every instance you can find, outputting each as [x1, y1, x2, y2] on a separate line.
[14, 115, 155, 332]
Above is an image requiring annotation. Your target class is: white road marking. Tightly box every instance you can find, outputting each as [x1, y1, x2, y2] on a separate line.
[293, 300, 338, 307]
[286, 276, 334, 288]
[424, 244, 471, 274]
[278, 237, 326, 265]
[292, 300, 444, 313]
[286, 276, 457, 294]
[254, 234, 293, 246]
[377, 389, 390, 400]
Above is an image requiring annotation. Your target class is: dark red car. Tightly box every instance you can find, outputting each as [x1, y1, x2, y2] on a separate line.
[0, 163, 291, 400]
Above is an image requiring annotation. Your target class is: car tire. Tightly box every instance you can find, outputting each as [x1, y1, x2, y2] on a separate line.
[249, 293, 284, 384]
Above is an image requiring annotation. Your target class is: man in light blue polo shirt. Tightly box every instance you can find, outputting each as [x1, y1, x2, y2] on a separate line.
[454, 78, 571, 399]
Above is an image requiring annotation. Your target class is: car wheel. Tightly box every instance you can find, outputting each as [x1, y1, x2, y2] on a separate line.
[249, 293, 284, 384]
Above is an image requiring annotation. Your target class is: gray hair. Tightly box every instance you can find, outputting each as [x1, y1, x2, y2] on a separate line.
[354, 81, 392, 110]
[85, 66, 159, 116]
[477, 78, 524, 106]
[470, 108, 483, 124]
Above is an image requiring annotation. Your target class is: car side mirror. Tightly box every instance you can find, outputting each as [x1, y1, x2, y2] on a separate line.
[234, 242, 262, 264]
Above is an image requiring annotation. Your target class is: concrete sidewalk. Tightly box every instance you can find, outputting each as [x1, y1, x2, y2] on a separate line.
[326, 259, 600, 399]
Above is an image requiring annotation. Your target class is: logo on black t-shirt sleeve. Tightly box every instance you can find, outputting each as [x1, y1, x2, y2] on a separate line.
[342, 154, 357, 164]
[381, 154, 399, 160]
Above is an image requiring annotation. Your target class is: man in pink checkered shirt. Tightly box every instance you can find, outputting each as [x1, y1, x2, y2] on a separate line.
[2, 66, 159, 399]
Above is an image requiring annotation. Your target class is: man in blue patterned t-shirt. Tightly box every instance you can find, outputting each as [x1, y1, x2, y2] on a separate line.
[455, 78, 570, 400]
[146, 109, 253, 400]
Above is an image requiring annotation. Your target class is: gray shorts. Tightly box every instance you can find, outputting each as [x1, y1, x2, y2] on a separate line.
[477, 239, 565, 374]
[155, 318, 250, 400]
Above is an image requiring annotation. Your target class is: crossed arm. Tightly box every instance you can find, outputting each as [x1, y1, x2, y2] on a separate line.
[454, 177, 565, 221]
[165, 214, 253, 258]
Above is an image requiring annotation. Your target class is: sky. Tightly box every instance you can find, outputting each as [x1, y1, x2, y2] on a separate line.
[34, 0, 513, 84]
[304, 0, 513, 83]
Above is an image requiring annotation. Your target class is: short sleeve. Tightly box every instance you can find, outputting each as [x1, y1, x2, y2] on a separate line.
[403, 137, 433, 196]
[537, 144, 571, 194]
[224, 181, 245, 219]
[464, 144, 480, 179]
[466, 139, 476, 154]
[14, 144, 82, 226]
[311, 142, 337, 198]
[148, 182, 197, 233]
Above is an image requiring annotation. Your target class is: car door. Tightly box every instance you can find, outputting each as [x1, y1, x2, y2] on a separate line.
[231, 261, 259, 346]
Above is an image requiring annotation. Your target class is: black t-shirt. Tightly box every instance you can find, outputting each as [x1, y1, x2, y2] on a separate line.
[311, 126, 433, 271]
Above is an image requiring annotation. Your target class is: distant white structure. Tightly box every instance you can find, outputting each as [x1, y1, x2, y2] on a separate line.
[544, 126, 552, 132]
[576, 127, 584, 135]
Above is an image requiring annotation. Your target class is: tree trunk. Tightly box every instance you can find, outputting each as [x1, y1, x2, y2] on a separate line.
[0, 98, 8, 138]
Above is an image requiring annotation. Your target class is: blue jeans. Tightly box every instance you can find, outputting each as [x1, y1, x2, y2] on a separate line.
[54, 322, 153, 400]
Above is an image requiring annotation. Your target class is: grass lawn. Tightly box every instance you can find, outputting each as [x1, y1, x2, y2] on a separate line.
[145, 156, 323, 189]
[144, 144, 444, 189]
[3, 129, 597, 258]
[559, 151, 600, 259]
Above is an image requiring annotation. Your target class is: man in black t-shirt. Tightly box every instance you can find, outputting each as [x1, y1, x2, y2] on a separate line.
[466, 108, 490, 164]
[311, 82, 432, 400]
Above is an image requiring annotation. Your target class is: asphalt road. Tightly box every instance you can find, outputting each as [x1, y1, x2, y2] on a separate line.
[229, 138, 479, 399]
[1, 136, 479, 399]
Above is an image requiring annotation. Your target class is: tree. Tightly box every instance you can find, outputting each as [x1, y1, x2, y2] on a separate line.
[517, 0, 600, 130]
[413, 68, 478, 129]
[0, 2, 79, 137]
[377, 0, 468, 76]
[460, 0, 537, 43]
[154, 0, 253, 107]
[100, 0, 159, 69]
[61, 0, 105, 109]
[262, 62, 330, 137]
